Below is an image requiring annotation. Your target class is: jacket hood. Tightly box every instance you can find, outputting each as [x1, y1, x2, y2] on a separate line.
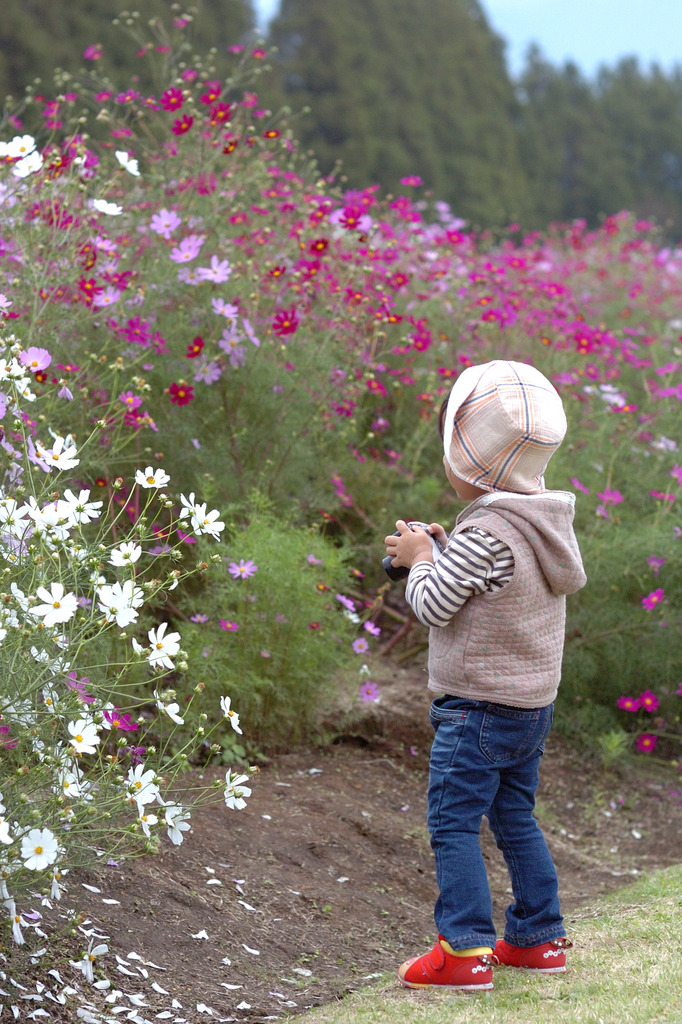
[457, 490, 587, 596]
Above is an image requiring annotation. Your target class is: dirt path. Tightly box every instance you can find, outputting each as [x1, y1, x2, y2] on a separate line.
[53, 664, 682, 1023]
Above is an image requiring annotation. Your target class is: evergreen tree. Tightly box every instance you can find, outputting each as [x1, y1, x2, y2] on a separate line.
[267, 0, 531, 227]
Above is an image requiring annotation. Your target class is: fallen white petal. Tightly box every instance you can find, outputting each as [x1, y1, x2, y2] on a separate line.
[242, 944, 260, 955]
[219, 983, 242, 991]
[337, 876, 350, 883]
[191, 929, 210, 940]
[151, 981, 169, 995]
[292, 967, 312, 976]
[236, 1003, 251, 1010]
[237, 900, 258, 912]
[102, 898, 121, 905]
[81, 884, 101, 893]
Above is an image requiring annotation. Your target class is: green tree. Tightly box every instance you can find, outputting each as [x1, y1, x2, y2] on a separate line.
[266, 0, 531, 227]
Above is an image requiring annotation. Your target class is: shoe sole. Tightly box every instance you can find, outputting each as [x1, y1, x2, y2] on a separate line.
[398, 972, 493, 991]
[499, 964, 566, 973]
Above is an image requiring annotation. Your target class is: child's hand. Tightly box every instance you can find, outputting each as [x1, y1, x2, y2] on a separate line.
[384, 520, 436, 571]
[427, 523, 449, 550]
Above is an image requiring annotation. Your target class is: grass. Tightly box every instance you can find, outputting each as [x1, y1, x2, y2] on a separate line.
[287, 865, 682, 1024]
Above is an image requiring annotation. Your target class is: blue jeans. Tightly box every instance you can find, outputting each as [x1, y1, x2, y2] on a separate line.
[427, 696, 564, 950]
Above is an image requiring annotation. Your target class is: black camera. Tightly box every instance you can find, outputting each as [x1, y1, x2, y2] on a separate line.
[382, 521, 445, 581]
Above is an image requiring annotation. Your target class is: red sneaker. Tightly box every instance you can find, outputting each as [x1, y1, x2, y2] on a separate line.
[494, 937, 572, 973]
[398, 937, 497, 991]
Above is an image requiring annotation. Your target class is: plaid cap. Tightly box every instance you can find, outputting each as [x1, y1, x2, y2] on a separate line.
[442, 360, 567, 494]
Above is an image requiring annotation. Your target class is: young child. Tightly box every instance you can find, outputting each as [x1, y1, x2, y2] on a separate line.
[384, 359, 586, 992]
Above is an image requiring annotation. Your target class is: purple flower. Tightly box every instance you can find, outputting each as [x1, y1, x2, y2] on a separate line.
[352, 637, 369, 654]
[358, 681, 380, 702]
[336, 593, 356, 612]
[149, 208, 182, 239]
[571, 477, 590, 494]
[190, 614, 209, 623]
[647, 556, 665, 576]
[307, 554, 322, 565]
[364, 621, 381, 636]
[228, 559, 258, 580]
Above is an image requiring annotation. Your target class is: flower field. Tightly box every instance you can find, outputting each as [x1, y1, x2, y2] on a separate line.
[0, 14, 680, 1014]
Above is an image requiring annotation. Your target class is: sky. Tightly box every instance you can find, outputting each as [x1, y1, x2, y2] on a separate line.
[252, 0, 682, 79]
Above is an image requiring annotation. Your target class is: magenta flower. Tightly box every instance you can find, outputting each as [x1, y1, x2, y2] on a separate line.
[228, 559, 258, 580]
[642, 588, 665, 610]
[650, 491, 676, 501]
[219, 619, 239, 631]
[647, 555, 665, 576]
[104, 708, 139, 731]
[597, 488, 624, 505]
[66, 671, 96, 704]
[617, 695, 641, 712]
[571, 477, 590, 494]
[636, 733, 658, 753]
[670, 465, 682, 486]
[639, 689, 660, 713]
[359, 681, 380, 702]
[160, 88, 184, 112]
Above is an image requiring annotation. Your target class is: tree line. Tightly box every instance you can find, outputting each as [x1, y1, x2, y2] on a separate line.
[3, 0, 682, 236]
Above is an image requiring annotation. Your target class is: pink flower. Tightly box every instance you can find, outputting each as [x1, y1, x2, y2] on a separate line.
[170, 234, 204, 263]
[352, 637, 369, 654]
[642, 588, 665, 610]
[220, 620, 239, 631]
[617, 695, 641, 712]
[647, 556, 665, 576]
[104, 708, 139, 731]
[400, 175, 423, 186]
[228, 559, 258, 580]
[19, 347, 51, 372]
[636, 733, 658, 753]
[571, 477, 590, 494]
[364, 621, 381, 636]
[359, 681, 380, 702]
[639, 689, 660, 713]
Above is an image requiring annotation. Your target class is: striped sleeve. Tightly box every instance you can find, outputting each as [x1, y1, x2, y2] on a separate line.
[405, 527, 514, 628]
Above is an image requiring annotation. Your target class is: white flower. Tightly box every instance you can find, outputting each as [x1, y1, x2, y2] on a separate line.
[20, 827, 59, 871]
[179, 491, 200, 515]
[0, 498, 30, 537]
[224, 770, 251, 810]
[219, 696, 242, 735]
[68, 717, 100, 755]
[135, 465, 170, 489]
[72, 940, 108, 983]
[59, 488, 102, 525]
[109, 541, 142, 566]
[147, 622, 181, 671]
[92, 199, 123, 216]
[4, 134, 36, 159]
[13, 149, 43, 178]
[32, 582, 78, 627]
[6, 900, 24, 945]
[35, 435, 80, 471]
[155, 690, 184, 725]
[191, 504, 225, 539]
[115, 150, 140, 176]
[0, 815, 13, 845]
[126, 764, 160, 809]
[163, 804, 191, 845]
[137, 811, 158, 837]
[25, 497, 71, 540]
[96, 579, 144, 627]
